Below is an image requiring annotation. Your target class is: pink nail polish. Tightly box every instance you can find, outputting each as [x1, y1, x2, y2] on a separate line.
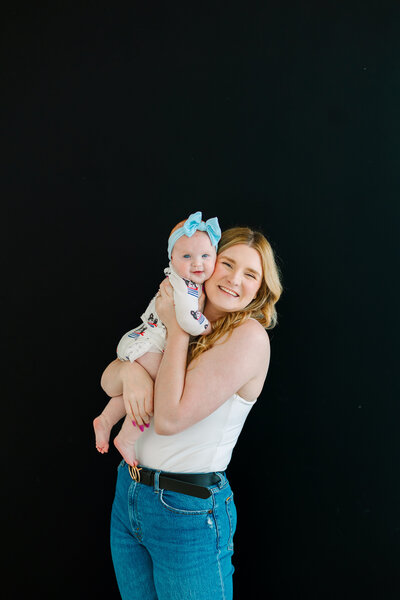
[132, 420, 136, 427]
[139, 425, 144, 432]
[145, 423, 150, 428]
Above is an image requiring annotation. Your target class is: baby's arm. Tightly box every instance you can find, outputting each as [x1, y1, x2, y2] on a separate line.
[167, 268, 210, 336]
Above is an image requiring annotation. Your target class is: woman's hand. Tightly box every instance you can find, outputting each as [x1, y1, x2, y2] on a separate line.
[198, 289, 206, 313]
[120, 361, 154, 429]
[155, 278, 181, 333]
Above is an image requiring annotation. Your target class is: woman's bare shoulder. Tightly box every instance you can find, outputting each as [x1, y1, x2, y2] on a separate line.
[210, 318, 270, 367]
[229, 318, 270, 349]
[183, 317, 270, 414]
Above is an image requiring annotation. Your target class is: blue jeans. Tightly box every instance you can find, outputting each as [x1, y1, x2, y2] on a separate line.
[110, 460, 237, 599]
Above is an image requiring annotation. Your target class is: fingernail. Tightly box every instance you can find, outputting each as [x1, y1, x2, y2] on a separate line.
[145, 423, 150, 428]
[139, 425, 144, 432]
[132, 420, 136, 427]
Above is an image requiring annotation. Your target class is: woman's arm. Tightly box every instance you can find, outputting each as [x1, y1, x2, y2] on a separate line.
[154, 284, 270, 435]
[101, 358, 154, 427]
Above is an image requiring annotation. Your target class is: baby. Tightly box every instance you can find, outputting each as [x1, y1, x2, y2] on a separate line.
[93, 211, 221, 466]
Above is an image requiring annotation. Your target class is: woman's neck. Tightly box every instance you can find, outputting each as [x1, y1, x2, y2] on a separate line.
[203, 302, 225, 324]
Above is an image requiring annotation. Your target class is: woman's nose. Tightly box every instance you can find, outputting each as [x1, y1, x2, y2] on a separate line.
[226, 270, 241, 286]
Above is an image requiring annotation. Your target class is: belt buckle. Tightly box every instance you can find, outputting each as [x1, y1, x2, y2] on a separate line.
[128, 465, 142, 482]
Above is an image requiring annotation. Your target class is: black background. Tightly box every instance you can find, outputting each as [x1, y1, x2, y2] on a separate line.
[2, 2, 399, 598]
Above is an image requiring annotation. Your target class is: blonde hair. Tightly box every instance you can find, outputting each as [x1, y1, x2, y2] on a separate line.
[188, 227, 283, 365]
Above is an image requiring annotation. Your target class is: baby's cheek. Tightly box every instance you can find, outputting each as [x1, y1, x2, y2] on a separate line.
[205, 262, 216, 279]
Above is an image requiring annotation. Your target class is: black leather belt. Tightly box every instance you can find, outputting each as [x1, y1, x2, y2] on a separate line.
[128, 465, 220, 499]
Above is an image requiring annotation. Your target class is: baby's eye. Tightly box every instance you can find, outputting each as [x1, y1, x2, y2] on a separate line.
[202, 254, 210, 258]
[183, 254, 191, 259]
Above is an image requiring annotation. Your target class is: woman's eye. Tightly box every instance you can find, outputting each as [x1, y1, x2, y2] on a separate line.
[222, 261, 232, 268]
[246, 273, 256, 279]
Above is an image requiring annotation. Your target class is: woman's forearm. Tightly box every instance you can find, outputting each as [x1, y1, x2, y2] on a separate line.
[153, 328, 190, 434]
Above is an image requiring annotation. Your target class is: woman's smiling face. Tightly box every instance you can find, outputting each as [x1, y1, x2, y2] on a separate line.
[204, 244, 263, 316]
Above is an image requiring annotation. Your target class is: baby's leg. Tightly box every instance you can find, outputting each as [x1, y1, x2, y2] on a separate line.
[93, 395, 126, 454]
[135, 351, 163, 381]
[113, 351, 162, 465]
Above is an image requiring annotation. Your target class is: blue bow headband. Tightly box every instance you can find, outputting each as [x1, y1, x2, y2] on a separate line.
[168, 211, 221, 259]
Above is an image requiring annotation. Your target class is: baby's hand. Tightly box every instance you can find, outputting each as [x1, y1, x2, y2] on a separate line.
[201, 322, 213, 336]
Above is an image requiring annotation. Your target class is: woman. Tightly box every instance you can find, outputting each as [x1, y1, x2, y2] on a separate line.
[101, 227, 283, 600]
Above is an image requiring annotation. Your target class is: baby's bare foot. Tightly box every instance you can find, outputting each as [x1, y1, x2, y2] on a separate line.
[93, 415, 112, 454]
[114, 433, 138, 467]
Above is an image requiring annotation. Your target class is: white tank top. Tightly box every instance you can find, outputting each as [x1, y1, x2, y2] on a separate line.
[135, 393, 256, 473]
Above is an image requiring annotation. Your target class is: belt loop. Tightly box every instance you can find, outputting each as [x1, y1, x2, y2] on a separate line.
[217, 471, 226, 489]
[153, 470, 161, 494]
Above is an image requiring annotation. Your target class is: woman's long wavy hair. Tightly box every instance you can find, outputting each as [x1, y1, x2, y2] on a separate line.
[188, 227, 283, 365]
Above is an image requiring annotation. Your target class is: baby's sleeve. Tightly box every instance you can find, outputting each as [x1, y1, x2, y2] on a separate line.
[166, 268, 210, 336]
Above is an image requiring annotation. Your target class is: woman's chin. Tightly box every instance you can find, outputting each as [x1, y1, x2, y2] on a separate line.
[206, 296, 242, 315]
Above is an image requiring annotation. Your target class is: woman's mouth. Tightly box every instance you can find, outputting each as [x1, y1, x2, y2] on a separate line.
[218, 285, 239, 297]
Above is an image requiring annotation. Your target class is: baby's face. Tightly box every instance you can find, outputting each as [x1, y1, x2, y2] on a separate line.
[170, 231, 217, 284]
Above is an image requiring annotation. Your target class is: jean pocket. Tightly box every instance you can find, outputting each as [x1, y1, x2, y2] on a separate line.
[159, 489, 214, 515]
